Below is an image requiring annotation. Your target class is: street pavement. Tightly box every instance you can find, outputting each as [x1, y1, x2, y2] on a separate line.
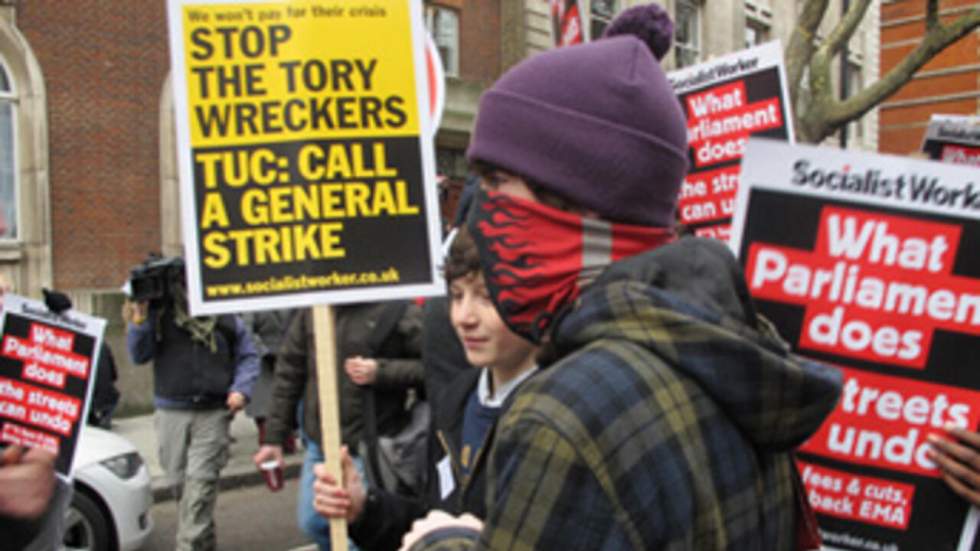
[112, 413, 340, 551]
[112, 412, 305, 501]
[142, 480, 315, 550]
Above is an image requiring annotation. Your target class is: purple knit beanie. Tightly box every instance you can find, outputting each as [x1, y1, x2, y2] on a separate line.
[466, 3, 688, 227]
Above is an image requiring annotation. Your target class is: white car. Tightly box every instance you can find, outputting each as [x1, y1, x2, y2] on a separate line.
[62, 425, 154, 551]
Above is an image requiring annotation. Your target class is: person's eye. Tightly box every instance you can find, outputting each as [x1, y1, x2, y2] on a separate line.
[483, 171, 513, 189]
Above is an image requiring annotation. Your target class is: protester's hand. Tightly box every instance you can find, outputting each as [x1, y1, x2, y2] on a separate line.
[0, 446, 57, 519]
[122, 300, 149, 325]
[312, 445, 365, 523]
[928, 426, 980, 506]
[226, 391, 247, 414]
[253, 444, 284, 470]
[345, 356, 379, 386]
[399, 510, 483, 551]
[0, 445, 19, 466]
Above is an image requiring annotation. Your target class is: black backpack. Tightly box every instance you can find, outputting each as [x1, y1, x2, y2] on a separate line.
[359, 302, 430, 498]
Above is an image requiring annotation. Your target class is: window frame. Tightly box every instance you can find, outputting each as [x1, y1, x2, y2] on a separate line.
[744, 17, 770, 48]
[0, 57, 18, 241]
[588, 0, 619, 42]
[846, 60, 865, 141]
[674, 0, 702, 69]
[744, 1, 773, 50]
[424, 3, 460, 78]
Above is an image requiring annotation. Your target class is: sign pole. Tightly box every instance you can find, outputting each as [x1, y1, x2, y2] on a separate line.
[165, 3, 444, 548]
[313, 304, 348, 551]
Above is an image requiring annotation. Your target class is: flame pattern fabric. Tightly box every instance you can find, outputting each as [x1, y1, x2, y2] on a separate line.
[467, 188, 674, 343]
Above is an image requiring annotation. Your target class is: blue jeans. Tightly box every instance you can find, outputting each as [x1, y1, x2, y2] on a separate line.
[299, 435, 363, 551]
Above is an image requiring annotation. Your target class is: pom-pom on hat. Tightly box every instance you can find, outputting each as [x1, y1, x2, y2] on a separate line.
[602, 2, 675, 59]
[466, 3, 688, 227]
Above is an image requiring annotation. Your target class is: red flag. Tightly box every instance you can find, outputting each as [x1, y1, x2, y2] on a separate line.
[549, 0, 583, 46]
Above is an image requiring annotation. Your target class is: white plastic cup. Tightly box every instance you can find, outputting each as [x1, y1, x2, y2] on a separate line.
[260, 460, 284, 492]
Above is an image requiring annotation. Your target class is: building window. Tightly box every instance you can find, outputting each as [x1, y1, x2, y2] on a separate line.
[745, 18, 770, 48]
[745, 1, 773, 48]
[674, 0, 701, 68]
[0, 61, 16, 239]
[435, 147, 468, 181]
[589, 0, 618, 41]
[0, 16, 52, 296]
[425, 4, 459, 77]
[846, 61, 864, 141]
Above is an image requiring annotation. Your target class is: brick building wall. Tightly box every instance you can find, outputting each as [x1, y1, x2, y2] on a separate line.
[879, 0, 980, 154]
[5, 1, 503, 412]
[456, 0, 502, 83]
[14, 1, 503, 295]
[16, 1, 169, 291]
[427, 1, 503, 214]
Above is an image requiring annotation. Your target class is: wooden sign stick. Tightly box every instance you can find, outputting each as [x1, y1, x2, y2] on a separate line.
[313, 304, 348, 551]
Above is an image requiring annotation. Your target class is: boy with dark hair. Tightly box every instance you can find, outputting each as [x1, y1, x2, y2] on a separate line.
[311, 226, 539, 551]
[400, 4, 842, 550]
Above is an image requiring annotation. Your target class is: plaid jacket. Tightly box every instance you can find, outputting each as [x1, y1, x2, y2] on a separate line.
[413, 238, 841, 551]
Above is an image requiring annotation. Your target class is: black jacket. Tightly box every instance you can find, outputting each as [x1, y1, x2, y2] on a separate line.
[0, 514, 43, 550]
[350, 368, 498, 551]
[264, 302, 424, 449]
[421, 297, 470, 402]
[150, 310, 240, 406]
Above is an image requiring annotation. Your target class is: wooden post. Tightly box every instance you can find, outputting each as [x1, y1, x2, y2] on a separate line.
[312, 304, 348, 551]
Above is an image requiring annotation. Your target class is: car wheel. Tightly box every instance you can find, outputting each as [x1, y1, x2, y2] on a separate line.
[62, 490, 113, 551]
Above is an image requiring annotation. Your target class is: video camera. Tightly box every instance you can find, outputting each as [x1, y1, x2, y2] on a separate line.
[128, 254, 185, 304]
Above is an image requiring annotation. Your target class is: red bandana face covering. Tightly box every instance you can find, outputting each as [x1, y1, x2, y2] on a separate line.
[467, 188, 676, 344]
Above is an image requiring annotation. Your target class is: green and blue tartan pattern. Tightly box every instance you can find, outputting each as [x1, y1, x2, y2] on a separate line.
[412, 238, 842, 551]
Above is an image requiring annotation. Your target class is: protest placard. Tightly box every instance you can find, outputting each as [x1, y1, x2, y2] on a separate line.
[0, 294, 105, 478]
[731, 138, 980, 550]
[922, 114, 980, 167]
[167, 0, 443, 316]
[168, 3, 441, 547]
[668, 41, 794, 241]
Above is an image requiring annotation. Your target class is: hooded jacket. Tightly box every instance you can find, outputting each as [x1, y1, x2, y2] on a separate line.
[413, 237, 842, 551]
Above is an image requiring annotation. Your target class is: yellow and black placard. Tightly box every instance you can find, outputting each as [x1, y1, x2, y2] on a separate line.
[168, 0, 441, 314]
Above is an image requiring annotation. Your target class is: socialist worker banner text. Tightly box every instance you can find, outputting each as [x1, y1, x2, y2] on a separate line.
[167, 0, 442, 315]
[922, 114, 980, 168]
[731, 139, 980, 551]
[668, 41, 794, 241]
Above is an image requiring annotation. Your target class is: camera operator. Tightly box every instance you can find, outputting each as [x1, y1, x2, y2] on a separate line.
[123, 256, 258, 551]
